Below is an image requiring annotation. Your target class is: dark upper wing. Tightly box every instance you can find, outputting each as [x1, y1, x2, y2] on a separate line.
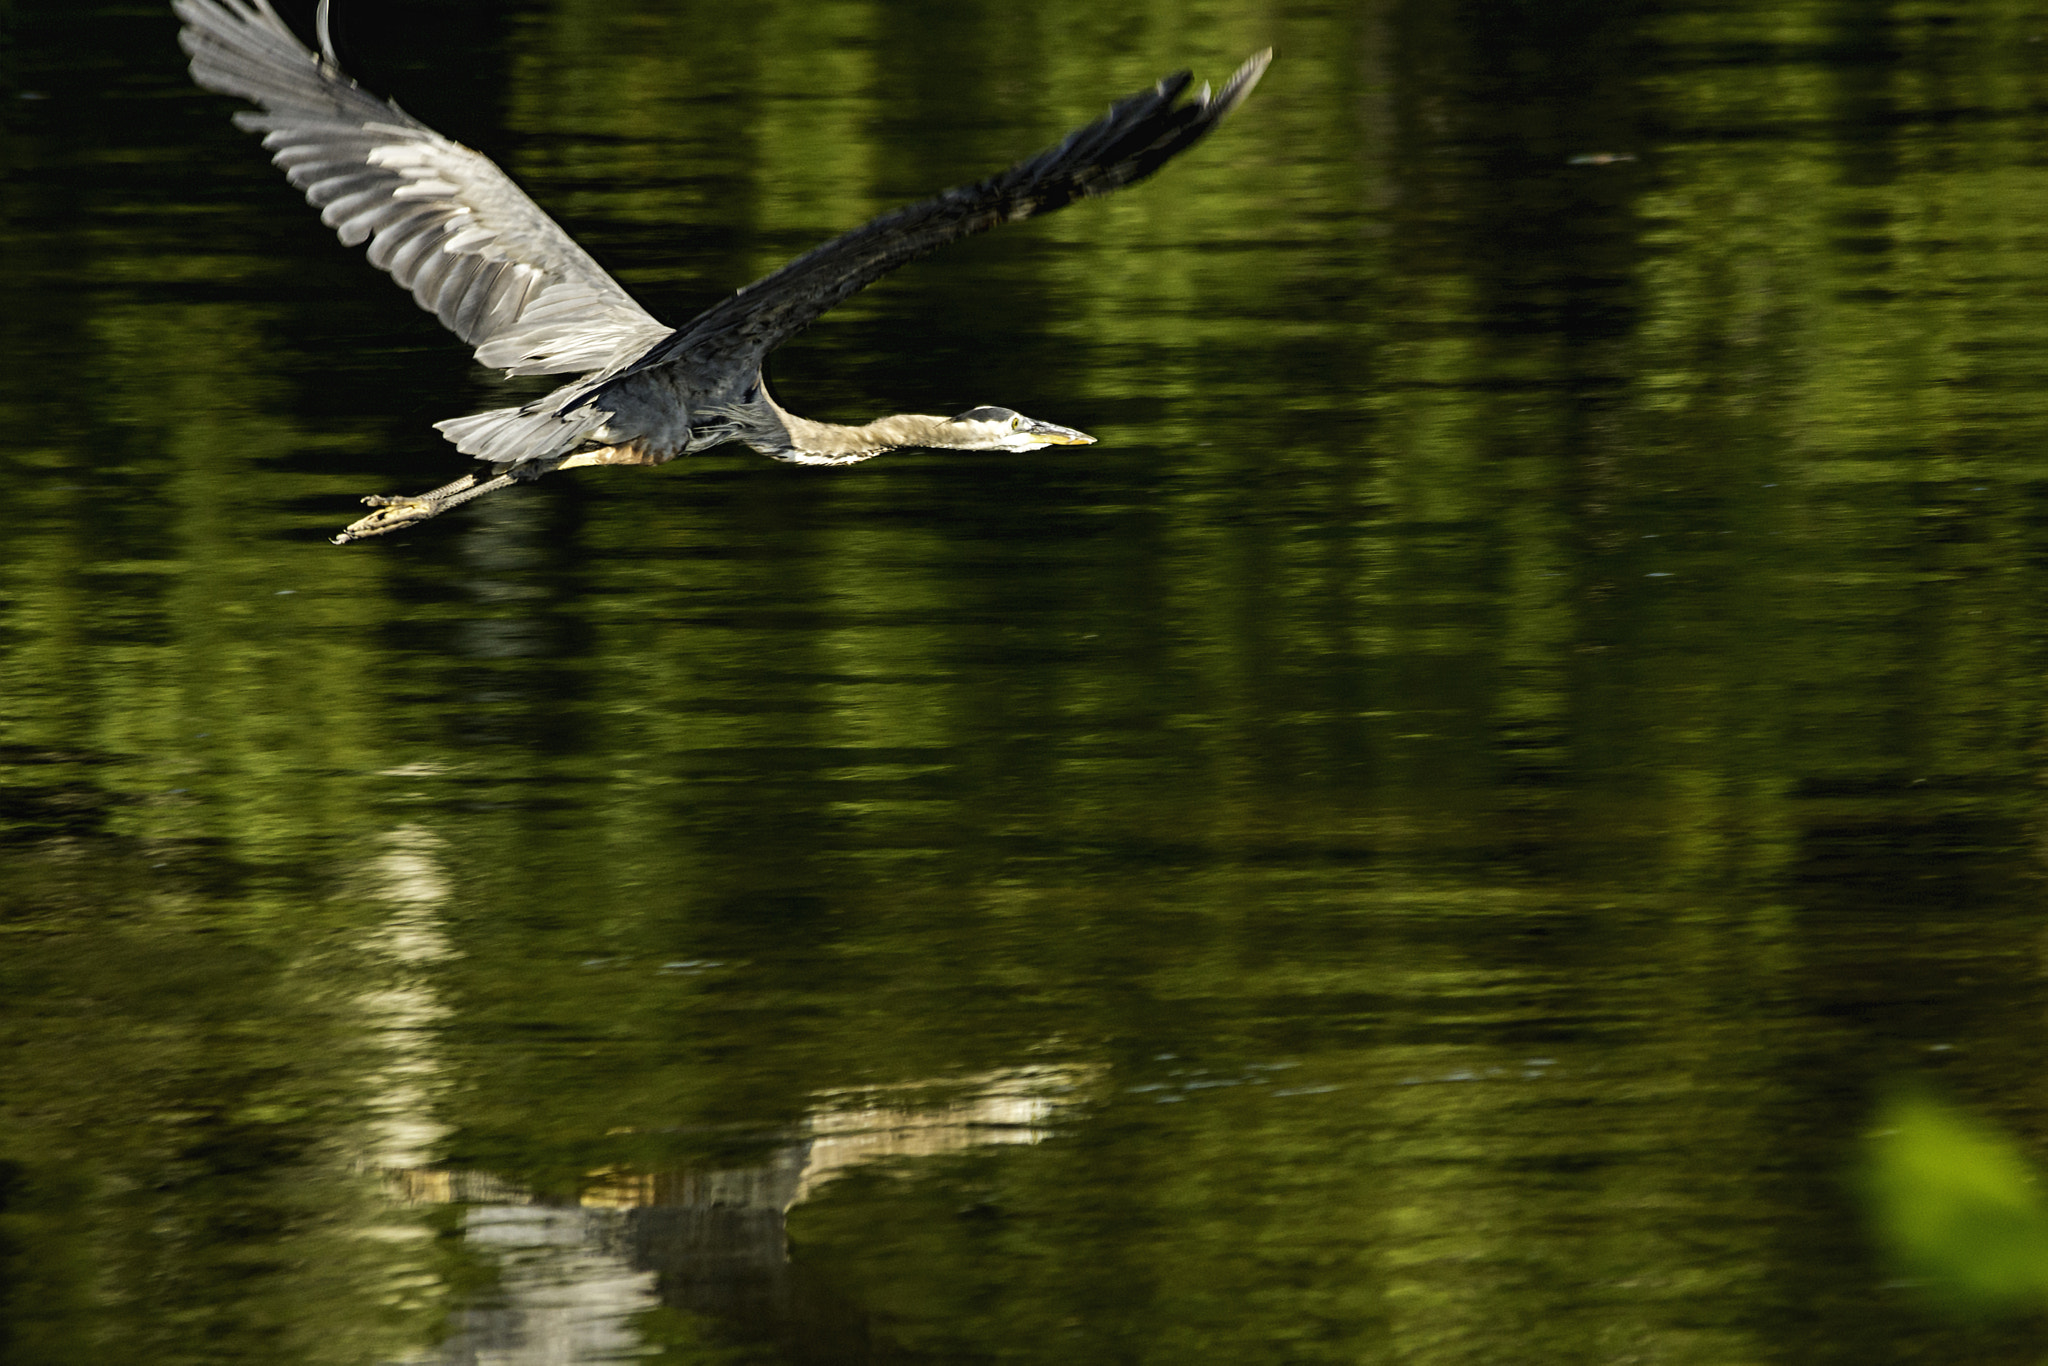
[175, 0, 672, 377]
[584, 50, 1271, 404]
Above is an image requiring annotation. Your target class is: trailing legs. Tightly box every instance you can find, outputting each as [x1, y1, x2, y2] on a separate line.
[331, 468, 518, 544]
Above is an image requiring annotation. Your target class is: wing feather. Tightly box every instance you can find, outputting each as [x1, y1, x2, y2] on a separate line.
[176, 0, 672, 377]
[583, 49, 1271, 405]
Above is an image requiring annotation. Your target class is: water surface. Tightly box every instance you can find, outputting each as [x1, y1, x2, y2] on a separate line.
[7, 1, 2048, 1362]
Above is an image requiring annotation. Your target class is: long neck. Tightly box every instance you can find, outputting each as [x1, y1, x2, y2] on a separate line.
[773, 410, 956, 464]
[721, 385, 972, 465]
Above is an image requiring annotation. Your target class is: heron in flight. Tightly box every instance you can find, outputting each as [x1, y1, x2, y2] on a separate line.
[176, 0, 1271, 544]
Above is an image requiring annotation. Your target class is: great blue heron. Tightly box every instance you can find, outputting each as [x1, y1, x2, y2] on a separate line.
[176, 0, 1271, 544]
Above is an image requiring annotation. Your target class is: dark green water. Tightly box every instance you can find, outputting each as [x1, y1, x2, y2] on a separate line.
[8, 0, 2048, 1361]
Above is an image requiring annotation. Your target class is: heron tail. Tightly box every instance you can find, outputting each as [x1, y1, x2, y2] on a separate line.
[434, 381, 611, 466]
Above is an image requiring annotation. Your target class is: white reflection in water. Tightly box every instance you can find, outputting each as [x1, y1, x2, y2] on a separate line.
[794, 1066, 1062, 1206]
[416, 1207, 661, 1366]
[359, 825, 459, 1171]
[385, 1068, 1076, 1366]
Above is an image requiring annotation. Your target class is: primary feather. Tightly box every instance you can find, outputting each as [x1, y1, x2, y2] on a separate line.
[176, 0, 672, 378]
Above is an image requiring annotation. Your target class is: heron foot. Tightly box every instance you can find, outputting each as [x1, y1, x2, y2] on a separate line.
[332, 496, 446, 544]
[330, 470, 519, 545]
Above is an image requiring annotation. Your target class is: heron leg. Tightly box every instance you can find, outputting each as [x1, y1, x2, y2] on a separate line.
[331, 470, 519, 545]
[360, 470, 484, 507]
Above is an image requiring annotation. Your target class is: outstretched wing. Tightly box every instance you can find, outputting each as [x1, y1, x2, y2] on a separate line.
[585, 50, 1272, 404]
[175, 0, 672, 377]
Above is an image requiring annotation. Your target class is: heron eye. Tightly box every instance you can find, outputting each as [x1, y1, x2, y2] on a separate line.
[1010, 416, 1022, 430]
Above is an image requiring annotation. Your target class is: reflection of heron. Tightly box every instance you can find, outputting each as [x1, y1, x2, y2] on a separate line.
[175, 1, 1271, 543]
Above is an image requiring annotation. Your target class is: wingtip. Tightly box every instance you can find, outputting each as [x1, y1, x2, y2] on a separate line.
[314, 0, 340, 69]
[1192, 48, 1271, 118]
[1220, 48, 1273, 109]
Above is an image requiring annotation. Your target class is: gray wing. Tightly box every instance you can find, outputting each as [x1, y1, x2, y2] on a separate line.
[583, 51, 1271, 407]
[175, 0, 672, 377]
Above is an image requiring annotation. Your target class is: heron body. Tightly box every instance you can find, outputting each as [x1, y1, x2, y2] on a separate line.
[174, 0, 1271, 543]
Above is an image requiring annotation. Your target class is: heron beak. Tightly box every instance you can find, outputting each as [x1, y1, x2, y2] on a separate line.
[1031, 423, 1096, 446]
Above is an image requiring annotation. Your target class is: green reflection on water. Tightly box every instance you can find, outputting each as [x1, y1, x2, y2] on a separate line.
[8, 0, 2048, 1362]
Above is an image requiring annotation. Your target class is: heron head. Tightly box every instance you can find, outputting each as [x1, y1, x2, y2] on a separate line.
[946, 406, 1096, 451]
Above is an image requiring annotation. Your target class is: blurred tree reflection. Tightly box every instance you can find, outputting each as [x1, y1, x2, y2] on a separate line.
[7, 0, 2048, 1362]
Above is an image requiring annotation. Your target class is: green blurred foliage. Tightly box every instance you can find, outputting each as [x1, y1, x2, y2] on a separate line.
[1869, 1091, 2048, 1314]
